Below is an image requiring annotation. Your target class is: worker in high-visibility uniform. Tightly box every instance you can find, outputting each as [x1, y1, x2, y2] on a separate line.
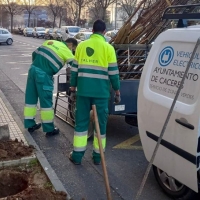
[69, 19, 121, 165]
[24, 38, 78, 137]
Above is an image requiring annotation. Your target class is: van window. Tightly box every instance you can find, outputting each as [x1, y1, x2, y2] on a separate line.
[68, 27, 80, 33]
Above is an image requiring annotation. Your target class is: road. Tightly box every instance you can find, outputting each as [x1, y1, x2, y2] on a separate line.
[0, 35, 174, 200]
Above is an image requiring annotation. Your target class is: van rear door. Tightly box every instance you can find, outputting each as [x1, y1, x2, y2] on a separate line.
[138, 27, 200, 192]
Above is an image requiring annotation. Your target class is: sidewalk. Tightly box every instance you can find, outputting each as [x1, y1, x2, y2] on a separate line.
[0, 89, 71, 200]
[0, 96, 26, 144]
[0, 69, 172, 200]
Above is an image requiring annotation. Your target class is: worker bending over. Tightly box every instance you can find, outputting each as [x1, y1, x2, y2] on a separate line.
[24, 38, 77, 136]
[69, 19, 121, 165]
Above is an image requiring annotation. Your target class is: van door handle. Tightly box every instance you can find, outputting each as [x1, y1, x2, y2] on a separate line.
[175, 118, 194, 130]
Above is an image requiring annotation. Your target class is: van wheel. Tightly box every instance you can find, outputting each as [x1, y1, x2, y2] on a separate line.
[153, 166, 197, 200]
[6, 38, 13, 45]
[125, 115, 138, 127]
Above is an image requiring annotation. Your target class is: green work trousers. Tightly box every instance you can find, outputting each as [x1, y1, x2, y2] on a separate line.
[24, 65, 55, 132]
[71, 96, 109, 163]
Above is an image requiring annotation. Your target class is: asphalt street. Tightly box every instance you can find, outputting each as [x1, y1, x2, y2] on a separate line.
[0, 35, 174, 200]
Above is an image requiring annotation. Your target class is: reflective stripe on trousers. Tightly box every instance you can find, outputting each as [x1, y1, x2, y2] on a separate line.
[73, 131, 88, 152]
[24, 104, 37, 119]
[41, 108, 54, 123]
[93, 132, 106, 153]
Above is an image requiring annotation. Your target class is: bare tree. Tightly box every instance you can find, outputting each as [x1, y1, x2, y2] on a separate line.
[21, 0, 39, 27]
[89, 1, 103, 19]
[0, 0, 22, 32]
[88, 1, 111, 24]
[58, 1, 68, 28]
[118, 0, 137, 22]
[67, 0, 78, 25]
[95, 0, 115, 21]
[0, 6, 9, 28]
[72, 0, 91, 26]
[46, 0, 60, 28]
[121, 0, 137, 17]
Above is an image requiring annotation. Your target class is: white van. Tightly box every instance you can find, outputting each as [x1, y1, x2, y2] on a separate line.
[61, 26, 80, 41]
[138, 7, 200, 200]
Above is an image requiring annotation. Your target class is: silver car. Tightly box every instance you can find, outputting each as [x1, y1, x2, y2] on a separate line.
[23, 27, 34, 37]
[32, 27, 45, 38]
[0, 28, 13, 45]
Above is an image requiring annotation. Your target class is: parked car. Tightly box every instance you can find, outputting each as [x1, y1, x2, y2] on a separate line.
[32, 27, 45, 38]
[105, 30, 118, 39]
[0, 28, 13, 45]
[52, 28, 62, 41]
[74, 32, 92, 43]
[18, 28, 24, 35]
[23, 27, 34, 37]
[74, 32, 111, 43]
[60, 26, 80, 40]
[44, 28, 53, 40]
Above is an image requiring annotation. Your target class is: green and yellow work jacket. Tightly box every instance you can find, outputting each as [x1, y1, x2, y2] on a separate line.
[32, 40, 74, 76]
[70, 34, 120, 98]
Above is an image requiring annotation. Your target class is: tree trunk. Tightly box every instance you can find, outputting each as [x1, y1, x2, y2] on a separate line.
[53, 15, 56, 28]
[59, 15, 62, 28]
[77, 5, 81, 26]
[28, 12, 31, 27]
[102, 7, 106, 21]
[11, 14, 13, 33]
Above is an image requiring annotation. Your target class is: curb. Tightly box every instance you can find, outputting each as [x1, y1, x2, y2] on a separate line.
[0, 155, 36, 168]
[0, 89, 71, 200]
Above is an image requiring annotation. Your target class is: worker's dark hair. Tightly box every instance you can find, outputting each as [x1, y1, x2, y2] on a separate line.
[93, 19, 106, 33]
[65, 38, 78, 47]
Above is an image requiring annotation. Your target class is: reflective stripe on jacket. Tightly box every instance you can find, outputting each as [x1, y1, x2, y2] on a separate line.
[32, 40, 74, 75]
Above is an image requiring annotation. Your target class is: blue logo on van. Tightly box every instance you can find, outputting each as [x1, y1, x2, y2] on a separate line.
[159, 46, 174, 67]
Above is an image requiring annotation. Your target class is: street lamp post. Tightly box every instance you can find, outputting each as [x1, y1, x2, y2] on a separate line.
[114, 0, 117, 30]
[0, 4, 2, 27]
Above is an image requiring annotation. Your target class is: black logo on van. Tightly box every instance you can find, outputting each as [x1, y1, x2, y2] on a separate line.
[86, 47, 94, 57]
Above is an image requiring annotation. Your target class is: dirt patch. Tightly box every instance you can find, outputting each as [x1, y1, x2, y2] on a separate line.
[7, 188, 67, 200]
[0, 161, 67, 200]
[0, 139, 34, 161]
[0, 170, 28, 198]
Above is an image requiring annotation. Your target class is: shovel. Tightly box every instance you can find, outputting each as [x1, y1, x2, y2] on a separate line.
[92, 105, 112, 200]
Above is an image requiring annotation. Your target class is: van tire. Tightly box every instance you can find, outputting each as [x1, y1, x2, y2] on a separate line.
[125, 115, 138, 127]
[153, 166, 197, 200]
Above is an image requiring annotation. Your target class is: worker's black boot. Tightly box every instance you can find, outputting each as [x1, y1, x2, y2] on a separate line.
[68, 152, 81, 165]
[28, 123, 41, 133]
[46, 127, 60, 137]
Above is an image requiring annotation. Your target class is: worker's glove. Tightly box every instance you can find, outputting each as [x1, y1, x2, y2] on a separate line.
[114, 94, 121, 104]
[70, 91, 76, 101]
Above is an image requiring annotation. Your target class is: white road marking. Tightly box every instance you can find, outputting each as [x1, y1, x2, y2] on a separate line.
[14, 45, 29, 47]
[7, 62, 31, 65]
[18, 55, 31, 57]
[0, 54, 31, 57]
[20, 73, 28, 75]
